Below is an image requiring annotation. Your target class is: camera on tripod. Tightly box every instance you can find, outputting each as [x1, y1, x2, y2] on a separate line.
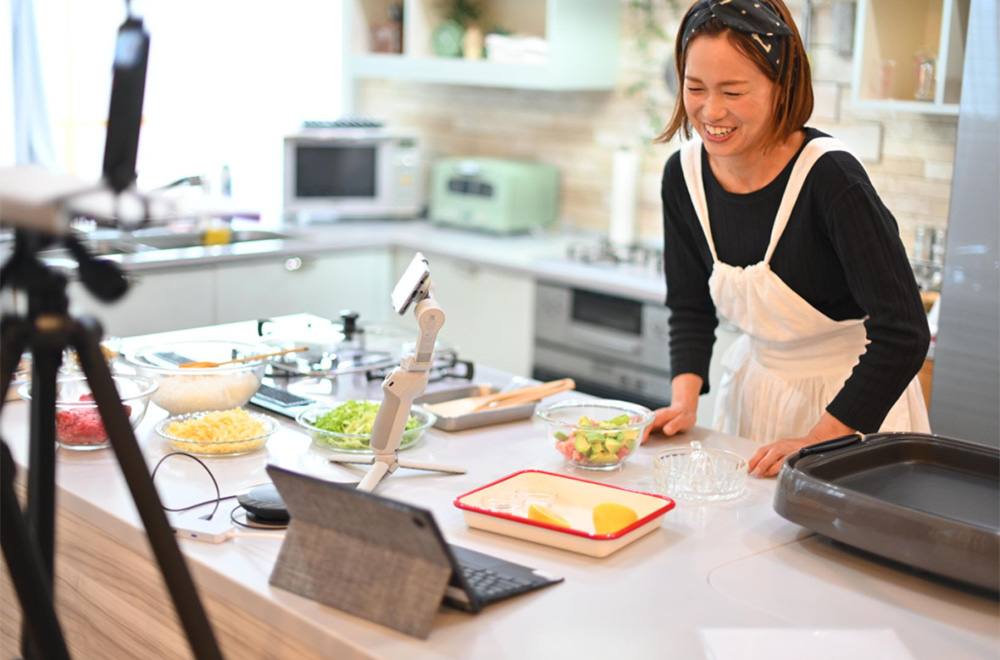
[0, 7, 224, 659]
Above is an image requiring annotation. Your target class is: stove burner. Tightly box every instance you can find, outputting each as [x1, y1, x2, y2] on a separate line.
[365, 355, 475, 383]
[565, 239, 664, 276]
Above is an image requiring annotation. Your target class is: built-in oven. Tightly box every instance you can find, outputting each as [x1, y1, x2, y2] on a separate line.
[532, 281, 671, 410]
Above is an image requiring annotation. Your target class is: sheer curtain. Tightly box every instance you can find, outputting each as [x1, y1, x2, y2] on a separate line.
[25, 0, 343, 223]
[9, 0, 57, 168]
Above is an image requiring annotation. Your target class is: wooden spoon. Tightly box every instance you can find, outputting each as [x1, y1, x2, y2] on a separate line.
[178, 346, 308, 369]
[424, 378, 576, 417]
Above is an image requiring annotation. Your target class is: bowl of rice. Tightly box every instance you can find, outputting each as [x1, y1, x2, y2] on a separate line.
[155, 407, 278, 456]
[121, 340, 268, 415]
[296, 400, 435, 453]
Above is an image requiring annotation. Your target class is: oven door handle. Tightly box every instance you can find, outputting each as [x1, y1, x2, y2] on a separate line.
[568, 327, 641, 356]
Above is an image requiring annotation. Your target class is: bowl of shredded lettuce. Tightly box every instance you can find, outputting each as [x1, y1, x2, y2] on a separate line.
[295, 400, 435, 453]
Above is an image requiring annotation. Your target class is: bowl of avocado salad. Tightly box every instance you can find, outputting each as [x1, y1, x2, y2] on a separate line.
[536, 399, 654, 470]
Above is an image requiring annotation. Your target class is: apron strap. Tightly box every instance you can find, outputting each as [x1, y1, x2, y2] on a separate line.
[763, 136, 852, 263]
[680, 141, 718, 262]
[678, 136, 857, 265]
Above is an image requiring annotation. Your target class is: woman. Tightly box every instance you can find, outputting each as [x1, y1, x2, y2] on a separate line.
[650, 0, 931, 476]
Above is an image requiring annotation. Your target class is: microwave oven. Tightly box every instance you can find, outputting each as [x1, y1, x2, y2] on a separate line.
[282, 127, 425, 223]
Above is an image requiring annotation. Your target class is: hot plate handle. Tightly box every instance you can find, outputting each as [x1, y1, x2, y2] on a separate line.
[798, 433, 864, 457]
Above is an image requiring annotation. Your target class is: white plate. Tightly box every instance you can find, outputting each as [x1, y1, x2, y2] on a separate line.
[453, 470, 675, 557]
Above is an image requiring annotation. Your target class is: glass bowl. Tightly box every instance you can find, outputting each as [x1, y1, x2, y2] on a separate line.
[535, 399, 654, 471]
[18, 374, 158, 451]
[155, 409, 278, 457]
[653, 441, 748, 502]
[121, 340, 269, 415]
[295, 400, 436, 453]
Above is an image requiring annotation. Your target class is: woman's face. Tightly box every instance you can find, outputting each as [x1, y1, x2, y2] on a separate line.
[683, 33, 776, 161]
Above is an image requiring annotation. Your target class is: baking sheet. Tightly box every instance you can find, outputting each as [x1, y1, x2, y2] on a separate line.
[775, 433, 1000, 591]
[415, 385, 536, 431]
[454, 470, 675, 557]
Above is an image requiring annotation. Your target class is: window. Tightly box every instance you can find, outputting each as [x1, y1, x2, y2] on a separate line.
[29, 0, 343, 224]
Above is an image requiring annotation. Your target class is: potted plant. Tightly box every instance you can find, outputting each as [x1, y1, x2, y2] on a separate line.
[432, 0, 486, 58]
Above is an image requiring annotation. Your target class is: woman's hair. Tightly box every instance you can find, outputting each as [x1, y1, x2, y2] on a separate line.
[654, 0, 813, 151]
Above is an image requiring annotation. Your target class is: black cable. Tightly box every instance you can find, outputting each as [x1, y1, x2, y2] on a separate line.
[150, 451, 235, 520]
[228, 503, 288, 531]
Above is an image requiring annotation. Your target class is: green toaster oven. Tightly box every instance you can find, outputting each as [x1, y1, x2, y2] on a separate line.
[429, 158, 559, 234]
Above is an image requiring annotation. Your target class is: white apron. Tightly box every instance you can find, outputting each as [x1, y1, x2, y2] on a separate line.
[679, 138, 930, 444]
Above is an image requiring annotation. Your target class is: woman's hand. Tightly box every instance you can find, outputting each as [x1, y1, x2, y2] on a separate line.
[642, 373, 702, 443]
[748, 412, 855, 477]
[747, 437, 815, 477]
[643, 403, 698, 443]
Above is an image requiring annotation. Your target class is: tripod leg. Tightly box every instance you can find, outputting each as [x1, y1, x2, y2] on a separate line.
[21, 316, 65, 660]
[0, 441, 71, 660]
[71, 317, 223, 660]
[0, 316, 31, 406]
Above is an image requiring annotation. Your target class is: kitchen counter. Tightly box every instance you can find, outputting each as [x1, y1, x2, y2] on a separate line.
[18, 219, 668, 305]
[1, 319, 996, 659]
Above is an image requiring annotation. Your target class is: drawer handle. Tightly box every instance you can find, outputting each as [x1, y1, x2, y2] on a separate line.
[284, 257, 303, 272]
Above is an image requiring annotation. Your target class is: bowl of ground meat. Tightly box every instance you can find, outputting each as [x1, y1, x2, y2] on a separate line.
[18, 375, 158, 451]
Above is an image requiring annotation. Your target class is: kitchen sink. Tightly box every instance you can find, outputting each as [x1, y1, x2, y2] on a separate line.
[126, 229, 294, 251]
[20, 228, 296, 258]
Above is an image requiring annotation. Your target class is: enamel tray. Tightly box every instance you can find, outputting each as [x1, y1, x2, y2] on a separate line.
[415, 385, 536, 431]
[454, 470, 675, 557]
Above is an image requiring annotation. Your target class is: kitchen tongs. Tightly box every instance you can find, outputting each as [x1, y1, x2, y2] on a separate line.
[425, 378, 576, 417]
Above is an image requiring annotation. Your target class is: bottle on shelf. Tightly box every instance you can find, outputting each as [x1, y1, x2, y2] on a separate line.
[372, 2, 404, 54]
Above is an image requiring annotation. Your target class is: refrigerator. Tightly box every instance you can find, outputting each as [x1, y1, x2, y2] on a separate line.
[928, 0, 1000, 447]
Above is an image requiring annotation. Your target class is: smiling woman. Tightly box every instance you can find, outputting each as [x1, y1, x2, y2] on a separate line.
[648, 0, 931, 477]
[29, 0, 343, 223]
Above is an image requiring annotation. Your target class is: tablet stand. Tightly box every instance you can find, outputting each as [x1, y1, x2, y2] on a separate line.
[328, 268, 465, 491]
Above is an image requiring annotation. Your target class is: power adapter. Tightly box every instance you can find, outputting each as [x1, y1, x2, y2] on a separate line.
[168, 513, 234, 544]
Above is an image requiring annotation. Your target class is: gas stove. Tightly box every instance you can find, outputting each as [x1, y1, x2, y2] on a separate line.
[563, 239, 664, 280]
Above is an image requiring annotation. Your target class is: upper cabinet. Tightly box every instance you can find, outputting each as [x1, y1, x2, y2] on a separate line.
[342, 0, 621, 93]
[851, 0, 971, 115]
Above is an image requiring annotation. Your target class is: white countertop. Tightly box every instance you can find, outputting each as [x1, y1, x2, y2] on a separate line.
[56, 220, 669, 305]
[3, 319, 996, 659]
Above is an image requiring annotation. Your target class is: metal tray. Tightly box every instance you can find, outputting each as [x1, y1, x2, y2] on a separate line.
[414, 385, 536, 431]
[775, 432, 999, 592]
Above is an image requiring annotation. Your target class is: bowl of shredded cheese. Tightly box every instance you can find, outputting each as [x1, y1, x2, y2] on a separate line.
[155, 408, 278, 456]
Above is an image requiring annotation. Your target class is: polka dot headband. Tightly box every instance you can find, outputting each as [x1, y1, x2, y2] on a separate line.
[680, 0, 794, 70]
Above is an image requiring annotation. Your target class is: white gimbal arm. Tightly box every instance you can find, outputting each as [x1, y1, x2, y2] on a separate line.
[334, 254, 465, 492]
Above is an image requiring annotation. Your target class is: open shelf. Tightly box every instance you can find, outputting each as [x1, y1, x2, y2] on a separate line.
[343, 0, 620, 93]
[851, 0, 970, 115]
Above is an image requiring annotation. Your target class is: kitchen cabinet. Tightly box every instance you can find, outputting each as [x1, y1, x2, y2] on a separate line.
[851, 0, 970, 115]
[215, 249, 393, 327]
[68, 269, 216, 339]
[66, 250, 393, 339]
[391, 250, 535, 377]
[342, 0, 620, 95]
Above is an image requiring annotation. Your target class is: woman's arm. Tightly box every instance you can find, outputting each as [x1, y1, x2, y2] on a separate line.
[820, 166, 930, 432]
[661, 153, 718, 394]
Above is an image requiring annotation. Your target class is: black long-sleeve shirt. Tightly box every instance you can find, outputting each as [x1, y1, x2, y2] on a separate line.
[660, 128, 930, 433]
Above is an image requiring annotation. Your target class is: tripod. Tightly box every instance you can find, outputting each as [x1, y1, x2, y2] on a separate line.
[0, 229, 222, 659]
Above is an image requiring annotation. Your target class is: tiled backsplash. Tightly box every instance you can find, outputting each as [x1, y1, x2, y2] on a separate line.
[357, 1, 955, 259]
